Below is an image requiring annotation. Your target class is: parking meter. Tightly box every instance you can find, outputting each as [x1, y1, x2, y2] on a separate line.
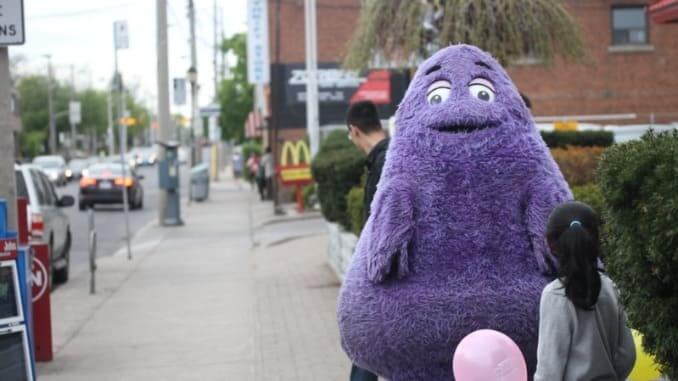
[158, 141, 184, 226]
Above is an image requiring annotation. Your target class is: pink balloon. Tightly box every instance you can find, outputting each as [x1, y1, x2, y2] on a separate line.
[453, 329, 528, 381]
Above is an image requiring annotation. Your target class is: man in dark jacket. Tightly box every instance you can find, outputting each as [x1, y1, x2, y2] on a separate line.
[345, 100, 389, 381]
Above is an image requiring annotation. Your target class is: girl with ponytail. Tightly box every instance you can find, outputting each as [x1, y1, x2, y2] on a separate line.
[534, 201, 636, 381]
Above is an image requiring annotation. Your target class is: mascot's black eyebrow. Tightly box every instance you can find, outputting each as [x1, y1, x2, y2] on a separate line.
[424, 65, 441, 75]
[474, 61, 493, 71]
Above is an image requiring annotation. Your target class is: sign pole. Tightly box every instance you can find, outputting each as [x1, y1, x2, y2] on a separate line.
[304, 0, 320, 157]
[0, 47, 17, 230]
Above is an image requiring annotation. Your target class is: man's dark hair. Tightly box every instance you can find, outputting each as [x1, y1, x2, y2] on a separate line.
[346, 100, 382, 134]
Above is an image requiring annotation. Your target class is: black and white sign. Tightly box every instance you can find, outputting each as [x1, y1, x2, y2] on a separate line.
[173, 78, 186, 106]
[68, 101, 81, 125]
[284, 63, 366, 106]
[0, 0, 25, 46]
[113, 20, 129, 50]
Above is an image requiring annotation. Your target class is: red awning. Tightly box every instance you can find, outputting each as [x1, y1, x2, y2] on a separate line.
[650, 0, 678, 23]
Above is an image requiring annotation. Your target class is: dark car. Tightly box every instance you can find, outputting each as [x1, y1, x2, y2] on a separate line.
[78, 163, 144, 210]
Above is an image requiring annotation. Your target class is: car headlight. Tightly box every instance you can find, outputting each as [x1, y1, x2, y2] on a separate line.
[65, 169, 73, 177]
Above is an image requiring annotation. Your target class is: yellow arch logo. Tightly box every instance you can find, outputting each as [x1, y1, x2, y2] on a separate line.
[279, 140, 312, 185]
[280, 140, 311, 166]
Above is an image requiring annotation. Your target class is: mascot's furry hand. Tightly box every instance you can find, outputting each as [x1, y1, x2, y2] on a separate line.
[338, 44, 572, 381]
[365, 179, 414, 283]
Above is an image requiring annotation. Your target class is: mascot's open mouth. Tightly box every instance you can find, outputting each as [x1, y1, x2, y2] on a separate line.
[431, 122, 498, 134]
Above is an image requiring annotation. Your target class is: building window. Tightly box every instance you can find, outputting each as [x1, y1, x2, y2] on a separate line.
[612, 6, 648, 45]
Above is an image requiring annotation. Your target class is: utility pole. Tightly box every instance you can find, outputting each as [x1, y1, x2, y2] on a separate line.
[213, 0, 218, 100]
[157, 0, 172, 224]
[107, 83, 114, 154]
[304, 0, 320, 157]
[46, 55, 57, 154]
[188, 0, 199, 165]
[69, 64, 77, 157]
[0, 47, 17, 230]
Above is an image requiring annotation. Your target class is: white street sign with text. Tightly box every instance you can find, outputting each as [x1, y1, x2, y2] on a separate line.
[247, 0, 270, 84]
[0, 0, 25, 45]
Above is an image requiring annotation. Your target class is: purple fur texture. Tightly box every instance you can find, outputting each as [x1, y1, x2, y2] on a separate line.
[337, 45, 572, 380]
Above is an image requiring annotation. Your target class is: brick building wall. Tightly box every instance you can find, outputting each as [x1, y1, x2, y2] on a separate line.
[267, 0, 678, 126]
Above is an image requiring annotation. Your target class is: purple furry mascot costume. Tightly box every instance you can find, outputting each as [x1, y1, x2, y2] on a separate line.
[337, 45, 572, 380]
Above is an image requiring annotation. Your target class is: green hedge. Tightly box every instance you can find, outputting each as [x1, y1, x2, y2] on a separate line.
[598, 130, 678, 378]
[347, 186, 365, 236]
[311, 130, 365, 230]
[541, 130, 614, 148]
[571, 183, 605, 219]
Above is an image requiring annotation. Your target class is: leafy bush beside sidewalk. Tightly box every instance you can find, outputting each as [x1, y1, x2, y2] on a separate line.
[311, 130, 365, 230]
[598, 130, 678, 379]
[551, 146, 605, 186]
[541, 130, 614, 148]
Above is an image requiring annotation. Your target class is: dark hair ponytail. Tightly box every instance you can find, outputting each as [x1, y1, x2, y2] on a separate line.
[546, 201, 601, 310]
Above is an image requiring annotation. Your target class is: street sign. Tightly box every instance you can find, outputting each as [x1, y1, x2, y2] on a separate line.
[247, 0, 270, 84]
[68, 101, 81, 125]
[173, 78, 186, 105]
[118, 117, 137, 126]
[0, 0, 25, 46]
[199, 104, 221, 117]
[113, 20, 129, 50]
[0, 237, 17, 260]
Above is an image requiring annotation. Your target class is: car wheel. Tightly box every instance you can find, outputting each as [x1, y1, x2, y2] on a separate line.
[137, 197, 143, 210]
[79, 201, 86, 211]
[53, 231, 70, 284]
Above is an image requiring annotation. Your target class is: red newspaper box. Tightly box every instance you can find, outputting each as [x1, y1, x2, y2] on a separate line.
[31, 242, 53, 362]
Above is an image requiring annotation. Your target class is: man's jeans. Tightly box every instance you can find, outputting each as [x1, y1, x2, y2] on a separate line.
[350, 364, 378, 381]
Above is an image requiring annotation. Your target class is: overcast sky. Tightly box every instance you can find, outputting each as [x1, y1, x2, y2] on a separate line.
[13, 0, 247, 116]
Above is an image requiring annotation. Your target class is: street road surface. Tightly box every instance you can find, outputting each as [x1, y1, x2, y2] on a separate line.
[55, 165, 189, 276]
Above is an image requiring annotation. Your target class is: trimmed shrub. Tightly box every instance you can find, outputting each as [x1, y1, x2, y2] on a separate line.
[541, 130, 614, 148]
[551, 146, 605, 186]
[598, 130, 678, 378]
[302, 184, 317, 210]
[571, 183, 604, 218]
[311, 130, 365, 230]
[347, 186, 365, 236]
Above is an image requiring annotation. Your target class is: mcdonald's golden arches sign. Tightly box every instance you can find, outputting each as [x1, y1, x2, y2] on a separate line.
[278, 140, 313, 185]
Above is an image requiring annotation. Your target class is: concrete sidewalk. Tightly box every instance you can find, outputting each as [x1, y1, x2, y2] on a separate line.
[37, 179, 348, 380]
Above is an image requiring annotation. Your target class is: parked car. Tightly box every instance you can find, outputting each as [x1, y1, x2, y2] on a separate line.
[129, 146, 158, 166]
[79, 163, 144, 210]
[103, 154, 137, 170]
[67, 158, 90, 180]
[15, 164, 74, 284]
[33, 155, 68, 186]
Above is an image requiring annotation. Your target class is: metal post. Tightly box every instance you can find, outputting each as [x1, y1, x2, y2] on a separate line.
[107, 86, 114, 154]
[46, 55, 57, 155]
[114, 34, 132, 260]
[304, 0, 320, 157]
[213, 0, 218, 101]
[157, 0, 171, 225]
[88, 208, 97, 294]
[0, 47, 17, 230]
[69, 64, 77, 156]
[188, 0, 199, 164]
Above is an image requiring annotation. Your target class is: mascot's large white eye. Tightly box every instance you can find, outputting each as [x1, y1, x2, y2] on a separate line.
[469, 78, 495, 103]
[426, 80, 451, 105]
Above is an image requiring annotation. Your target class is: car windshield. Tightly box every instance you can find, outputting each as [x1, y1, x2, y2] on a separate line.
[69, 159, 87, 167]
[35, 160, 61, 169]
[87, 164, 129, 178]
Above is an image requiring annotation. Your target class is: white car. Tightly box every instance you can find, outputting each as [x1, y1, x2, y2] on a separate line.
[15, 164, 74, 284]
[33, 155, 68, 186]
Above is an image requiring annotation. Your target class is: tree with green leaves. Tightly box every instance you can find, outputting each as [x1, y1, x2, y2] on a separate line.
[16, 73, 152, 158]
[344, 0, 586, 68]
[218, 32, 253, 142]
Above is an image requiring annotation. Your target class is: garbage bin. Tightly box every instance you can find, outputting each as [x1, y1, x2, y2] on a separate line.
[190, 163, 210, 202]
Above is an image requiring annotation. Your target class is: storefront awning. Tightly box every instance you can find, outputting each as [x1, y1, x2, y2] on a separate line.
[650, 0, 678, 23]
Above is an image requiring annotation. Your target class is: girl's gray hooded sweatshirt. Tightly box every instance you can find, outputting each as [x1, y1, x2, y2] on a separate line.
[534, 274, 636, 381]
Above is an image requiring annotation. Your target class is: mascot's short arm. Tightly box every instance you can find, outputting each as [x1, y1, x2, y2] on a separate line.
[524, 173, 572, 274]
[365, 180, 414, 283]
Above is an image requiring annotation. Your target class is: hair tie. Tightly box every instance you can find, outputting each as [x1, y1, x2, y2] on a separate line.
[570, 220, 582, 228]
